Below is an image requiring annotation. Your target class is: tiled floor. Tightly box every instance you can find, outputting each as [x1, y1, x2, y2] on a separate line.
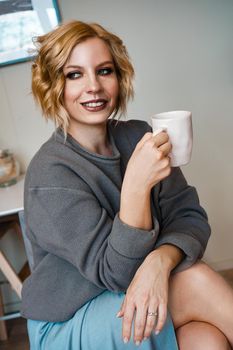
[0, 269, 233, 350]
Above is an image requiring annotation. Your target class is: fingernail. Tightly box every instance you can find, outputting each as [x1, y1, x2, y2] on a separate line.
[155, 330, 160, 335]
[123, 337, 128, 344]
[143, 337, 148, 341]
[135, 340, 141, 346]
[116, 311, 121, 317]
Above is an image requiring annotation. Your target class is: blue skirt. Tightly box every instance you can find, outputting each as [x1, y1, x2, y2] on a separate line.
[27, 291, 178, 350]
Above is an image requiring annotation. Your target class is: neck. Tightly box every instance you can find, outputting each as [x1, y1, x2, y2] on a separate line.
[68, 122, 113, 156]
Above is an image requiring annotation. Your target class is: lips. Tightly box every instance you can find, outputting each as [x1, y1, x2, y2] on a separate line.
[81, 99, 108, 112]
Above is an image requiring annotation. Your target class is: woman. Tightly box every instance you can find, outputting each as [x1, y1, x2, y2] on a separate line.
[21, 20, 233, 349]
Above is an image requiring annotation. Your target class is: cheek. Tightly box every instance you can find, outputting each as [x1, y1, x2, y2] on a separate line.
[63, 89, 69, 105]
[109, 79, 119, 100]
[63, 82, 82, 103]
[63, 85, 72, 105]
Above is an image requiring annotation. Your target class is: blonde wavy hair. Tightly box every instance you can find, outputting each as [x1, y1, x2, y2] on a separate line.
[31, 20, 135, 133]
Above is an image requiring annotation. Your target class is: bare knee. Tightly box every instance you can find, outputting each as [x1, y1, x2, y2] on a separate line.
[174, 260, 213, 285]
[169, 261, 217, 327]
[172, 260, 231, 299]
[170, 260, 216, 295]
[176, 321, 231, 350]
[170, 261, 233, 346]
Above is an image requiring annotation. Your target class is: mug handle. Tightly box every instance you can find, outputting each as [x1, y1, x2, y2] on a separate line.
[153, 127, 167, 136]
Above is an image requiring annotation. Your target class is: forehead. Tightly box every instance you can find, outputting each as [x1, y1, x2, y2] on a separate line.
[65, 37, 113, 67]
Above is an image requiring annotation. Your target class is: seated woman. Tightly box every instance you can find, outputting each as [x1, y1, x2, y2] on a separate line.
[21, 20, 233, 349]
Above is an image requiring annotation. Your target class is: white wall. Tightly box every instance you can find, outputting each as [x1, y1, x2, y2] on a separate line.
[0, 0, 232, 304]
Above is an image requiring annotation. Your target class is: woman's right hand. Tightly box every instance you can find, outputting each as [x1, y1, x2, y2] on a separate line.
[120, 131, 172, 230]
[123, 131, 172, 193]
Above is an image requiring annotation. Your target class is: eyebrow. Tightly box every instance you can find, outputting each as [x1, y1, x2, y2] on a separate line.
[64, 60, 114, 70]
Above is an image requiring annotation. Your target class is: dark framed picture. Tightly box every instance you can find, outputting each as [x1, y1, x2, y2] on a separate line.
[0, 0, 61, 67]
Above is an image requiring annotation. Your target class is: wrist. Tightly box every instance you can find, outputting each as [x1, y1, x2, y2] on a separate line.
[121, 174, 151, 198]
[121, 185, 151, 205]
[120, 184, 152, 230]
[148, 244, 184, 274]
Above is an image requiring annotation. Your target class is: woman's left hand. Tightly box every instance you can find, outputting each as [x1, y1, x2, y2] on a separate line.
[117, 245, 182, 345]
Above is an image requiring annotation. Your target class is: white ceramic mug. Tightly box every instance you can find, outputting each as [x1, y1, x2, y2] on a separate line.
[151, 110, 193, 167]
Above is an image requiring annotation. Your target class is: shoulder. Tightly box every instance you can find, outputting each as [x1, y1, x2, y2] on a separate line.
[25, 131, 85, 189]
[109, 118, 152, 147]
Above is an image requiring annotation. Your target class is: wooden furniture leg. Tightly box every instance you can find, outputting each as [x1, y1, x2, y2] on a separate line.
[0, 288, 7, 341]
[0, 251, 22, 299]
[0, 214, 30, 341]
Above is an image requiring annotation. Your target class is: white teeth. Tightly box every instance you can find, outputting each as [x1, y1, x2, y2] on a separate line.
[83, 101, 105, 107]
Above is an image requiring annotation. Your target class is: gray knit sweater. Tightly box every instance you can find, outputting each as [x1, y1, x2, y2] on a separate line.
[21, 119, 211, 322]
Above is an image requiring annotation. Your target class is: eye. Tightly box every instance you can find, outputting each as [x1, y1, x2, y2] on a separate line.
[98, 67, 114, 76]
[66, 71, 82, 80]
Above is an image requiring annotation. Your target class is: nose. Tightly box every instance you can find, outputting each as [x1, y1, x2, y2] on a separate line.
[86, 73, 102, 94]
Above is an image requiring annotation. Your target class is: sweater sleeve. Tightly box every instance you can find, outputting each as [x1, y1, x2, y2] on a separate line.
[26, 183, 160, 291]
[121, 119, 211, 273]
[152, 166, 211, 272]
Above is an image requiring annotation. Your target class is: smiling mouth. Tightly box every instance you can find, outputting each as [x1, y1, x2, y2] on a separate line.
[81, 99, 108, 111]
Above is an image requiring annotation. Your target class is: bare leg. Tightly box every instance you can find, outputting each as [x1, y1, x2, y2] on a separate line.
[176, 321, 231, 350]
[168, 261, 233, 346]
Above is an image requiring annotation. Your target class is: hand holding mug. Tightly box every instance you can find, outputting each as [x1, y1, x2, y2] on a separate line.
[123, 131, 172, 192]
[151, 110, 193, 167]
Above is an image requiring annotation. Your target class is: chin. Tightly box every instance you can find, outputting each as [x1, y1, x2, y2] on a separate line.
[85, 111, 113, 124]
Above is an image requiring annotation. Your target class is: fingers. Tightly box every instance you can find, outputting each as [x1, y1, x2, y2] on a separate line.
[153, 131, 169, 148]
[135, 132, 153, 149]
[157, 140, 172, 157]
[136, 130, 169, 149]
[122, 302, 135, 344]
[137, 131, 171, 157]
[155, 302, 167, 335]
[122, 302, 168, 345]
[136, 129, 172, 157]
[134, 303, 167, 344]
[153, 128, 166, 136]
[143, 305, 158, 340]
[145, 131, 171, 153]
[133, 306, 147, 345]
[116, 299, 125, 318]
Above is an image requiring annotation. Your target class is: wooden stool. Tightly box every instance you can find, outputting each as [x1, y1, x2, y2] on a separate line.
[0, 214, 30, 340]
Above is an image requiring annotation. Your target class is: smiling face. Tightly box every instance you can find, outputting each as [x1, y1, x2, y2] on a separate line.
[63, 37, 119, 135]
